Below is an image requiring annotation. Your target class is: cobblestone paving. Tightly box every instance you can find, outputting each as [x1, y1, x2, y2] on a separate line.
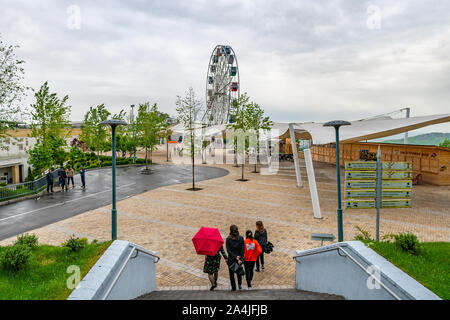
[1, 149, 449, 290]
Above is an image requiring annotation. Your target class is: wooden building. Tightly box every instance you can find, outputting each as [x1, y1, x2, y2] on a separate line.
[309, 142, 450, 186]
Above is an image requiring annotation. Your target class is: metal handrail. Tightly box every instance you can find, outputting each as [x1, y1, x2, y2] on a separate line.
[293, 245, 401, 300]
[102, 244, 160, 300]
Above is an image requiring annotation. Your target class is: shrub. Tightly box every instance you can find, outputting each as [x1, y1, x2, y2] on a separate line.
[393, 232, 421, 255]
[1, 244, 32, 272]
[14, 234, 39, 248]
[62, 235, 88, 252]
[353, 225, 374, 242]
[102, 161, 112, 167]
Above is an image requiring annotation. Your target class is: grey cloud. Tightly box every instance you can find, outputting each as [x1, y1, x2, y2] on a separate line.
[0, 0, 449, 135]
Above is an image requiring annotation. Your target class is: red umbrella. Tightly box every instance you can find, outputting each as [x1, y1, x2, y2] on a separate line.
[192, 227, 224, 256]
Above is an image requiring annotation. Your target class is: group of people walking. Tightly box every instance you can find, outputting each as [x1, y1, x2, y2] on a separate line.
[45, 165, 86, 193]
[203, 221, 270, 291]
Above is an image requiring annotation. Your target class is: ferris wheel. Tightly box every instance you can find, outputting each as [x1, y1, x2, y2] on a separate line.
[203, 45, 240, 126]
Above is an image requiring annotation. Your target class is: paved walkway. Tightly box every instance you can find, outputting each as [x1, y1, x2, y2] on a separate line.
[1, 148, 448, 290]
[137, 289, 344, 300]
[0, 164, 228, 240]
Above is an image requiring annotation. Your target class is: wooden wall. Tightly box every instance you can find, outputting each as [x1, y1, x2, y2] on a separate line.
[309, 142, 450, 186]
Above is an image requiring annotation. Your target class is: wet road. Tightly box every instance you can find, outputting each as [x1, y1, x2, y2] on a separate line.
[0, 164, 229, 241]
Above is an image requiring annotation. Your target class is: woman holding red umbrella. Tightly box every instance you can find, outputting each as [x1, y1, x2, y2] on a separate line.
[192, 226, 228, 291]
[203, 245, 228, 291]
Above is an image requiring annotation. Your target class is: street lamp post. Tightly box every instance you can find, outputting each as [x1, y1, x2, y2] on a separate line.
[101, 119, 127, 240]
[323, 120, 351, 242]
[131, 104, 136, 164]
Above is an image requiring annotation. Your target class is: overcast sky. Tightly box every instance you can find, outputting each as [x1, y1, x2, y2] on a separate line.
[1, 0, 449, 135]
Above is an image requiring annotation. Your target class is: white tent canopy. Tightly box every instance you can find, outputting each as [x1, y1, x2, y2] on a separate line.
[171, 113, 450, 145]
[289, 113, 450, 145]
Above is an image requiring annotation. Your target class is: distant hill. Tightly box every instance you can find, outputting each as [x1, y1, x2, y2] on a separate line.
[380, 132, 450, 146]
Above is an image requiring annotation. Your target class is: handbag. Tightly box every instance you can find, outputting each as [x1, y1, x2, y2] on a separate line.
[264, 242, 274, 254]
[229, 261, 245, 276]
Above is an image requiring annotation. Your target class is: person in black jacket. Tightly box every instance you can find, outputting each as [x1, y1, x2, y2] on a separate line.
[254, 221, 267, 272]
[226, 224, 245, 291]
[58, 166, 67, 191]
[46, 168, 54, 193]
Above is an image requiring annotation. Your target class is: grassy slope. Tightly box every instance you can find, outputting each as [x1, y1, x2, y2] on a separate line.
[381, 132, 450, 146]
[0, 241, 112, 300]
[367, 241, 449, 299]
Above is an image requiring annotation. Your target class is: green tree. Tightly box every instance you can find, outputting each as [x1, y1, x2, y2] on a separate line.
[176, 87, 203, 190]
[227, 93, 252, 181]
[28, 82, 71, 174]
[80, 104, 110, 162]
[245, 102, 273, 173]
[111, 109, 132, 158]
[439, 139, 450, 149]
[136, 103, 164, 170]
[0, 35, 29, 149]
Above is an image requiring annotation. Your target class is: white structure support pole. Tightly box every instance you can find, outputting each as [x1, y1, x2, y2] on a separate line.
[289, 123, 303, 188]
[304, 148, 322, 219]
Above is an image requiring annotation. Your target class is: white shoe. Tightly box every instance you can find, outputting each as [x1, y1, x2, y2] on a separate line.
[247, 287, 252, 290]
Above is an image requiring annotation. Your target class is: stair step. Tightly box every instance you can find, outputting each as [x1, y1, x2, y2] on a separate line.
[136, 289, 344, 300]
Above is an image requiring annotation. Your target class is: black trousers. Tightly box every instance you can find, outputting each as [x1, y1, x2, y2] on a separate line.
[256, 252, 264, 269]
[67, 177, 74, 186]
[244, 261, 255, 288]
[228, 268, 242, 290]
[47, 182, 53, 192]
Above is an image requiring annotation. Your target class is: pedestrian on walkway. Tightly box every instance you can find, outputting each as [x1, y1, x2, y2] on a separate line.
[46, 168, 54, 193]
[203, 245, 227, 291]
[67, 166, 75, 188]
[254, 221, 267, 272]
[58, 166, 67, 191]
[243, 230, 262, 290]
[79, 165, 86, 189]
[226, 224, 245, 291]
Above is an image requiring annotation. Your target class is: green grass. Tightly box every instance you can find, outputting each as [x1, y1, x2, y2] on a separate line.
[0, 240, 112, 300]
[365, 241, 449, 299]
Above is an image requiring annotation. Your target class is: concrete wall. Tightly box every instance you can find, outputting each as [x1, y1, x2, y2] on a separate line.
[68, 240, 158, 300]
[295, 241, 441, 300]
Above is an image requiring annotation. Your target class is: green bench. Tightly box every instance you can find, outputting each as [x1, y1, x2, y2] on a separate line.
[311, 233, 336, 246]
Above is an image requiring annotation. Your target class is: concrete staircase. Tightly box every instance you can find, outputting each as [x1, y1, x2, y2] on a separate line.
[136, 288, 344, 300]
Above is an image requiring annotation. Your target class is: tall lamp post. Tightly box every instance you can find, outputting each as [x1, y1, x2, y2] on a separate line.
[131, 104, 136, 164]
[323, 120, 351, 242]
[101, 119, 127, 240]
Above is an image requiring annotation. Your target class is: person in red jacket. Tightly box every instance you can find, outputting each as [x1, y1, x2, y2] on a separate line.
[243, 230, 262, 290]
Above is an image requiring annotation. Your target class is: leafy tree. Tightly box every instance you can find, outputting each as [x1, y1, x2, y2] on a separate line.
[176, 87, 203, 190]
[227, 93, 252, 181]
[245, 102, 273, 173]
[136, 103, 164, 170]
[0, 35, 29, 149]
[28, 82, 71, 174]
[439, 139, 450, 149]
[111, 109, 132, 158]
[80, 104, 110, 162]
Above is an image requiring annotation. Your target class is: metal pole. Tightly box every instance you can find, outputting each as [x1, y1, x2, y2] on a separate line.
[111, 125, 117, 240]
[404, 107, 410, 145]
[335, 127, 343, 242]
[375, 145, 382, 241]
[131, 105, 136, 164]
